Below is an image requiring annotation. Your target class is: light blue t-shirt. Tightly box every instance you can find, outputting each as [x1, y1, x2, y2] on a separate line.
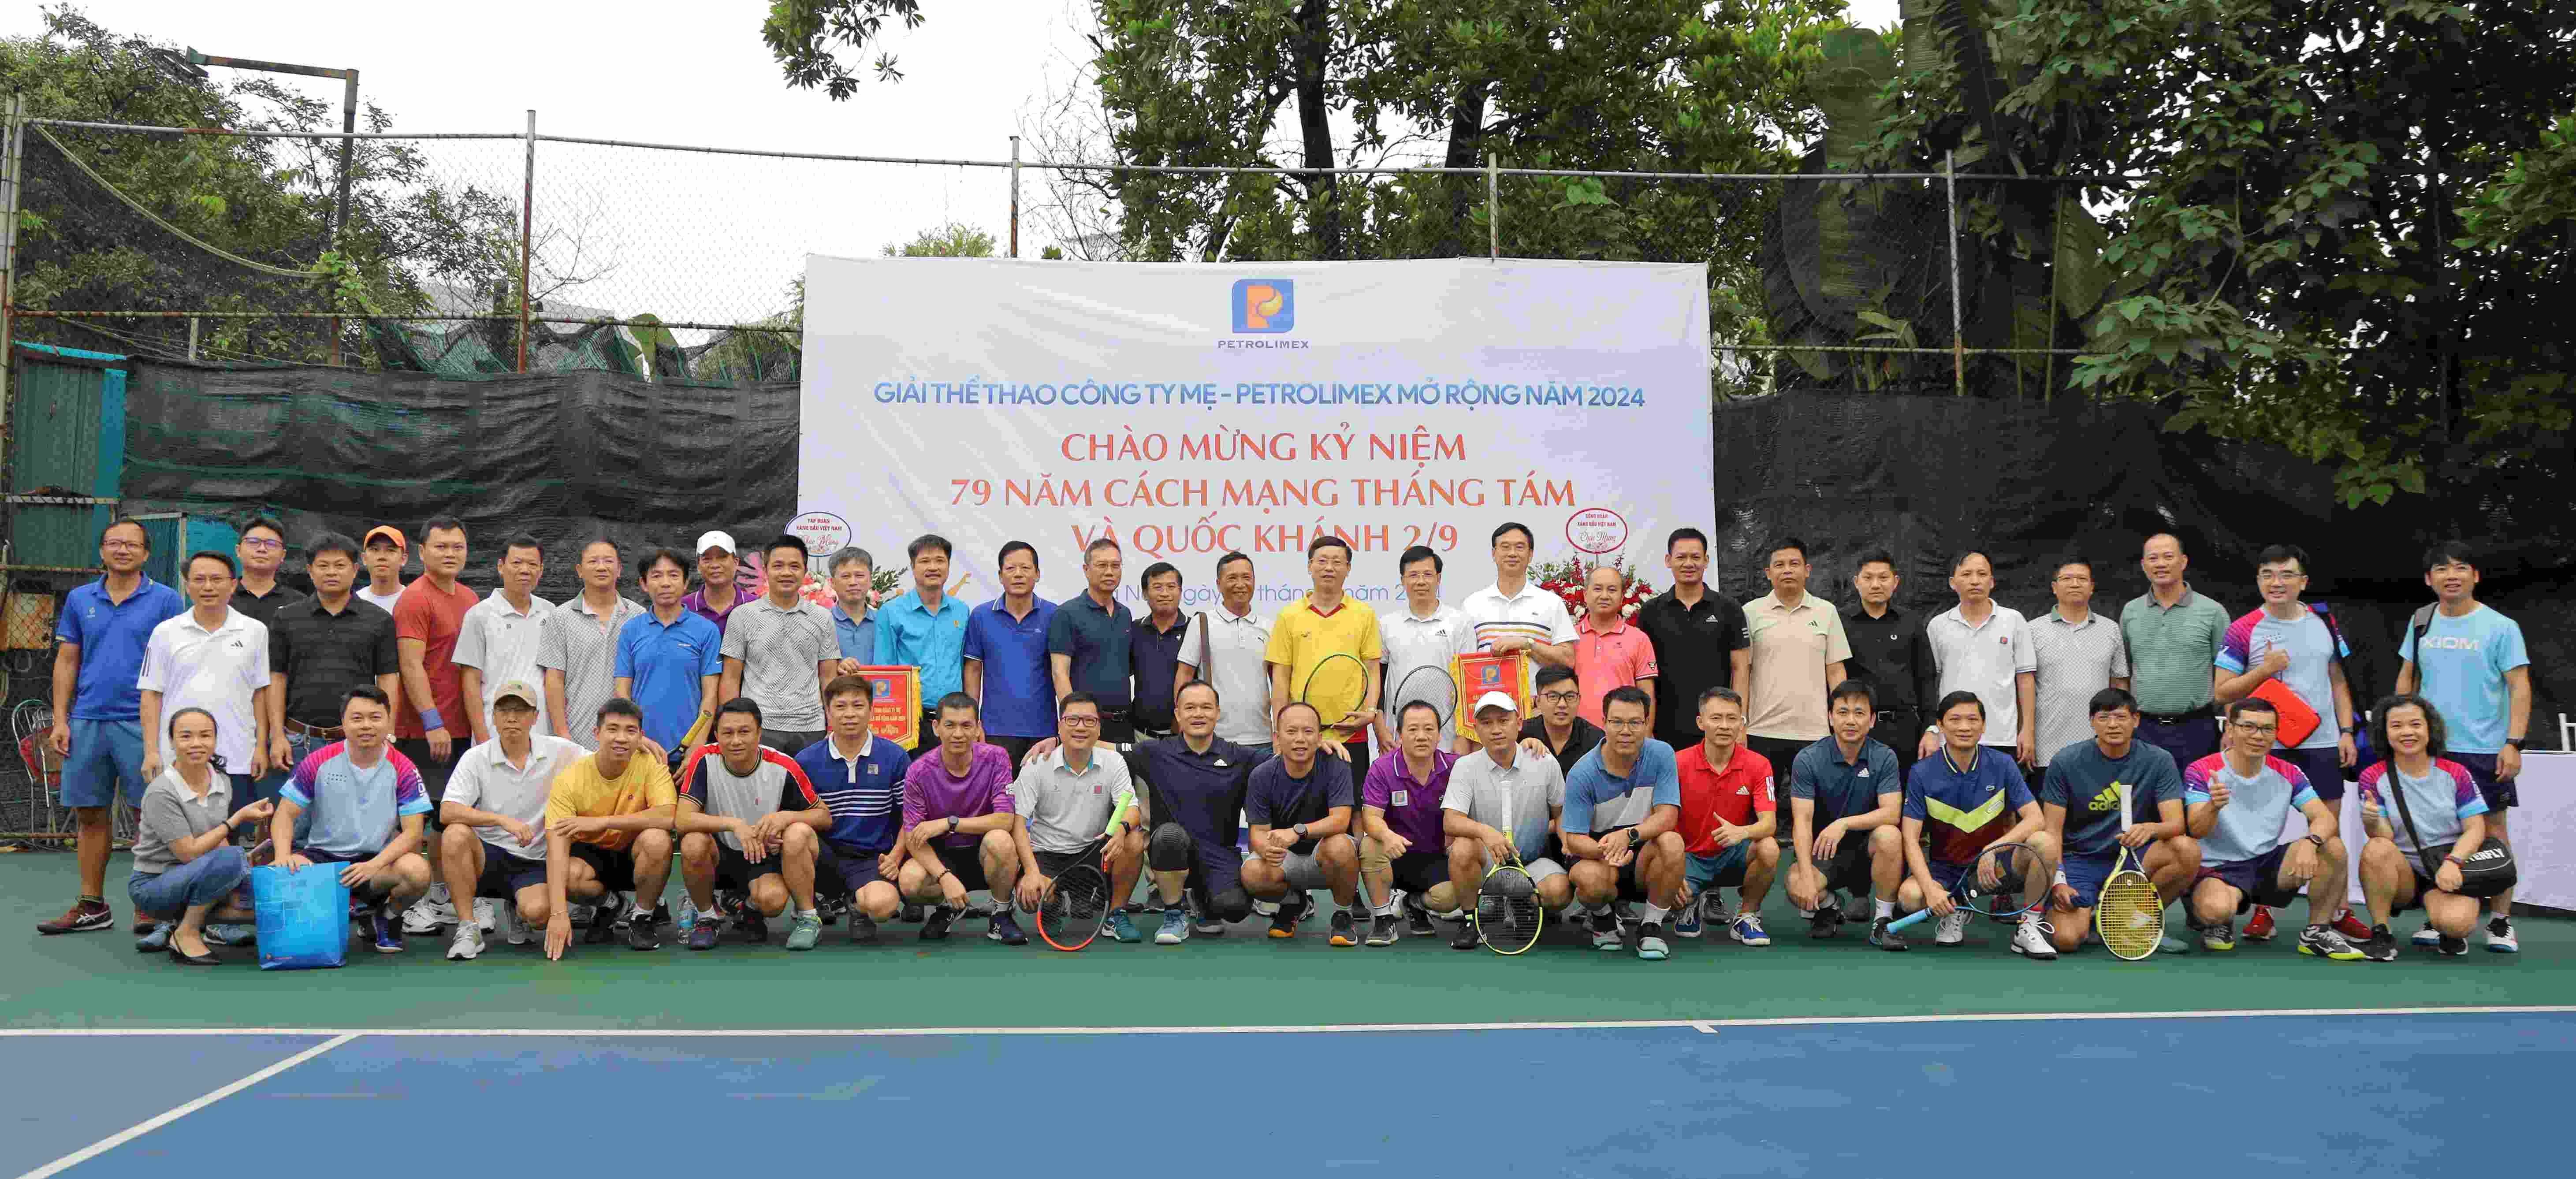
[2183, 753, 2318, 866]
[1562, 738, 1681, 835]
[2396, 606, 2528, 754]
[2216, 608, 2345, 750]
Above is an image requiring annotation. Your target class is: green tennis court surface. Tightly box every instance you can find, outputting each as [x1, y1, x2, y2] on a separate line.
[4, 852, 2568, 1032]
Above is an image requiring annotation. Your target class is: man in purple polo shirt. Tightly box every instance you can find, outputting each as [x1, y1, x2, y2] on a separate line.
[1359, 699, 1461, 946]
[681, 531, 753, 636]
[895, 692, 1029, 945]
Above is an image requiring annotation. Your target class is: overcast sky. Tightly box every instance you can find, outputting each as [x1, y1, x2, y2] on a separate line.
[14, 1, 1898, 326]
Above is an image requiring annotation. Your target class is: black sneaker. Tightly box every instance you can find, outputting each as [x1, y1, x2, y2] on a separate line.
[1810, 905, 1846, 939]
[900, 902, 926, 923]
[1267, 899, 1303, 939]
[583, 902, 618, 945]
[1403, 897, 1436, 937]
[626, 910, 660, 951]
[1450, 921, 1482, 951]
[2359, 926, 2397, 962]
[848, 911, 880, 943]
[920, 904, 960, 941]
[1366, 914, 1399, 946]
[818, 893, 846, 927]
[739, 907, 770, 944]
[2437, 934, 2468, 956]
[1869, 917, 1908, 951]
[1329, 909, 1359, 947]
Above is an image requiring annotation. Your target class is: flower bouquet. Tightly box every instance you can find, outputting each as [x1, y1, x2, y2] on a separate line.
[1532, 555, 1656, 620]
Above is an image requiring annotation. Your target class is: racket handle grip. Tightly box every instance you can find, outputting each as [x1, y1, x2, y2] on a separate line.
[1887, 906, 1935, 932]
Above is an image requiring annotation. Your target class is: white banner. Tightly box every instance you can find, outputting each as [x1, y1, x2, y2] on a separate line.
[798, 257, 1712, 610]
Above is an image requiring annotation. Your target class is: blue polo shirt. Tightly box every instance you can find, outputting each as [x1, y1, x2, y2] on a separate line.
[794, 731, 912, 854]
[56, 575, 185, 720]
[874, 591, 971, 704]
[832, 604, 877, 662]
[963, 597, 1057, 739]
[614, 608, 723, 751]
[1047, 593, 1134, 706]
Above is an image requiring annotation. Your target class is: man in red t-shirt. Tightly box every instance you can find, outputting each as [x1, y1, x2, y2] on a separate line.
[393, 516, 482, 934]
[1674, 686, 1779, 946]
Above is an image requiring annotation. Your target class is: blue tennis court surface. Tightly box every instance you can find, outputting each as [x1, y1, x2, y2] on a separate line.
[10, 1008, 2569, 1178]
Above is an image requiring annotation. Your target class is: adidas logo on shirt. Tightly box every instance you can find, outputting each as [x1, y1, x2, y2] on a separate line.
[2086, 783, 2128, 812]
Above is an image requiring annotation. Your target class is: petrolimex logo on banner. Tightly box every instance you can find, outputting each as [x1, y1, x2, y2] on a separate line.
[1221, 278, 1310, 349]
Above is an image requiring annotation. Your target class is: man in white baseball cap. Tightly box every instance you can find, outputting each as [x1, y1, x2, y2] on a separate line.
[682, 531, 750, 638]
[1428, 689, 1574, 949]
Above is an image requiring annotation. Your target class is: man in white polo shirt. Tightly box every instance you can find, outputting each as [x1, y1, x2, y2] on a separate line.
[436, 679, 584, 958]
[1920, 550, 2038, 767]
[138, 551, 273, 793]
[1379, 545, 1478, 753]
[454, 534, 557, 745]
[1431, 690, 1572, 949]
[1460, 522, 1575, 700]
[1178, 550, 1275, 754]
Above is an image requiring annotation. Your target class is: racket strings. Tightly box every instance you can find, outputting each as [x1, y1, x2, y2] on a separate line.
[2098, 872, 2164, 960]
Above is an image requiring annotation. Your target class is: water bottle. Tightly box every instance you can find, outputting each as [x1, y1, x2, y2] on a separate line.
[676, 894, 697, 934]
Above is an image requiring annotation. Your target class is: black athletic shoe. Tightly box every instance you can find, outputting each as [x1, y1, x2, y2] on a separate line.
[1329, 909, 1359, 947]
[1403, 897, 1436, 937]
[2437, 934, 2468, 956]
[818, 893, 847, 927]
[1810, 905, 1845, 939]
[739, 907, 769, 945]
[900, 902, 926, 923]
[1366, 914, 1399, 946]
[1869, 917, 1908, 951]
[920, 904, 960, 941]
[582, 902, 617, 945]
[2360, 926, 2398, 962]
[848, 912, 880, 943]
[1267, 900, 1302, 939]
[626, 910, 660, 951]
[1450, 921, 1482, 951]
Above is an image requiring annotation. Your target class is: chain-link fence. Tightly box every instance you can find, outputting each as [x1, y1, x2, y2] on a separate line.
[2, 108, 2110, 396]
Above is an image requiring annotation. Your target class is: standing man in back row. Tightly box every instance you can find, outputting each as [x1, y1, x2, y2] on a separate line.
[682, 532, 749, 636]
[2394, 540, 2531, 953]
[1267, 535, 1382, 759]
[877, 535, 971, 755]
[1919, 551, 2037, 768]
[1460, 523, 1575, 703]
[1838, 550, 1929, 778]
[454, 534, 555, 744]
[719, 535, 838, 756]
[2121, 533, 2230, 773]
[1051, 539, 1135, 747]
[2213, 543, 2361, 942]
[1177, 550, 1273, 756]
[39, 519, 184, 936]
[1744, 538, 1850, 777]
[394, 517, 482, 936]
[1636, 528, 1750, 755]
[964, 541, 1057, 767]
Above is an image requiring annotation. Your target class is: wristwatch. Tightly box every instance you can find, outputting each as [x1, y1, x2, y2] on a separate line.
[2338, 725, 2356, 735]
[2304, 833, 2326, 848]
[945, 815, 959, 837]
[2505, 737, 2527, 750]
[1293, 822, 1310, 840]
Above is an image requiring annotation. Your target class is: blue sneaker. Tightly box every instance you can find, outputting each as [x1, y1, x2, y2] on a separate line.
[1109, 909, 1143, 943]
[1728, 914, 1771, 947]
[987, 908, 1028, 946]
[135, 921, 173, 952]
[1673, 903, 1704, 939]
[1155, 907, 1190, 945]
[369, 905, 405, 953]
[204, 922, 257, 947]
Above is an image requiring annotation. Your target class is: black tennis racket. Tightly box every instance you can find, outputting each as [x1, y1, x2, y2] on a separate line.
[1474, 795, 1545, 955]
[1392, 663, 1459, 737]
[1300, 652, 1370, 743]
[1889, 841, 2046, 932]
[1038, 833, 1116, 952]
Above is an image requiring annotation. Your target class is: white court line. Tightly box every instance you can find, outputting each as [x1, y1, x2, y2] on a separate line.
[18, 1032, 359, 1179]
[2, 1005, 2571, 1038]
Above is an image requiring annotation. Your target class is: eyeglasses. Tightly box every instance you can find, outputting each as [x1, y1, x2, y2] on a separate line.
[101, 540, 144, 553]
[1061, 716, 1102, 728]
[2234, 722, 2279, 735]
[1538, 691, 1581, 704]
[241, 538, 283, 551]
[2256, 571, 2306, 583]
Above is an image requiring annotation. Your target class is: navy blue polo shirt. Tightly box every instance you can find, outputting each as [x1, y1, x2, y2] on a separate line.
[1047, 593, 1134, 707]
[964, 597, 1058, 739]
[1789, 735, 1902, 826]
[1130, 612, 1191, 732]
[56, 575, 185, 720]
[1124, 735, 1272, 845]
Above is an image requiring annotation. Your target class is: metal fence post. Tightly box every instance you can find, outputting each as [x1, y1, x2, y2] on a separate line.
[0, 93, 25, 459]
[1009, 135, 1021, 259]
[1946, 150, 1965, 398]
[1487, 155, 1500, 260]
[519, 109, 535, 374]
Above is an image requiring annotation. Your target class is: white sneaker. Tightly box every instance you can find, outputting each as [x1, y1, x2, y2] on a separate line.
[2012, 917, 2059, 960]
[499, 898, 530, 945]
[473, 898, 496, 932]
[2410, 925, 2441, 948]
[446, 923, 485, 960]
[1935, 909, 1968, 945]
[402, 897, 446, 935]
[2486, 918, 2519, 954]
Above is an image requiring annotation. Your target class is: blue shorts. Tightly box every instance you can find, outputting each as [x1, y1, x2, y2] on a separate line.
[2277, 744, 2345, 803]
[60, 718, 147, 809]
[2198, 843, 2299, 911]
[2448, 751, 2516, 810]
[1685, 843, 1751, 891]
[2059, 849, 2121, 910]
[1928, 847, 2034, 896]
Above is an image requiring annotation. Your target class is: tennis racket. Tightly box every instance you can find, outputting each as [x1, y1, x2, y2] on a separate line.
[1889, 841, 2045, 932]
[1037, 833, 1115, 952]
[1300, 652, 1370, 742]
[2098, 781, 2163, 961]
[1392, 663, 1459, 736]
[1474, 795, 1544, 955]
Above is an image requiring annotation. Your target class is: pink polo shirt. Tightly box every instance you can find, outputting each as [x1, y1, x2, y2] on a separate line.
[1572, 613, 1659, 725]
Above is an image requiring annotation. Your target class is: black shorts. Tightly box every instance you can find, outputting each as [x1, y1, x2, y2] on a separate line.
[711, 841, 781, 890]
[826, 844, 887, 896]
[2448, 752, 2517, 810]
[1035, 847, 1096, 878]
[987, 735, 1041, 770]
[2276, 745, 2346, 804]
[1388, 851, 1448, 897]
[933, 842, 989, 893]
[572, 843, 639, 893]
[1590, 826, 1654, 902]
[472, 849, 548, 899]
[2199, 843, 2301, 911]
[393, 738, 457, 805]
[1813, 832, 1874, 895]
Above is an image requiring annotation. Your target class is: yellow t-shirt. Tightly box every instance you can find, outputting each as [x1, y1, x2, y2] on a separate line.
[543, 754, 678, 852]
[1266, 595, 1385, 699]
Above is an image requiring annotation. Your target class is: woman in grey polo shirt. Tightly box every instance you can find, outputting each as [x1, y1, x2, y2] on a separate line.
[130, 707, 272, 963]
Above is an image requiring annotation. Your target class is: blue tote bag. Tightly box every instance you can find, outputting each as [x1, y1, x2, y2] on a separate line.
[251, 864, 350, 971]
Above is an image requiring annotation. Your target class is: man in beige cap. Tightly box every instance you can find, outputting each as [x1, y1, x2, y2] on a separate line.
[435, 678, 584, 959]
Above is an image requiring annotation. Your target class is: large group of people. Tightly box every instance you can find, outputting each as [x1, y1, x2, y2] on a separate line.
[40, 515, 2533, 967]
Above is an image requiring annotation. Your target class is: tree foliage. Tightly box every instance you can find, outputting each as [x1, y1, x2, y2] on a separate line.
[882, 222, 997, 257]
[1, 5, 543, 365]
[763, 0, 926, 98]
[1862, 0, 2576, 505]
